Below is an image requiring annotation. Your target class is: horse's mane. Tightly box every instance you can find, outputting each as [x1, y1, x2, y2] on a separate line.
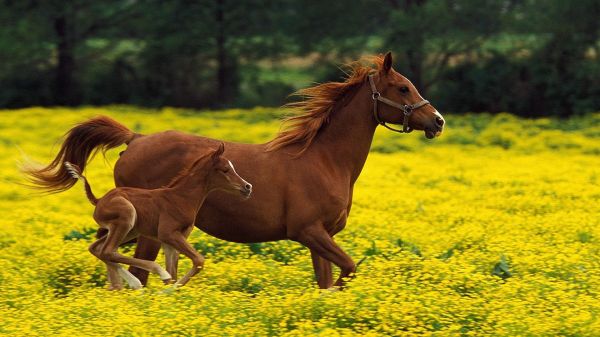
[266, 55, 385, 154]
[165, 152, 211, 188]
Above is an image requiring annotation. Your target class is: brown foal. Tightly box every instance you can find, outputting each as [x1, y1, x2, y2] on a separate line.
[64, 143, 251, 289]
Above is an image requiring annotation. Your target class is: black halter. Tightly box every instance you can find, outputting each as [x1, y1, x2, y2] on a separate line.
[368, 74, 430, 133]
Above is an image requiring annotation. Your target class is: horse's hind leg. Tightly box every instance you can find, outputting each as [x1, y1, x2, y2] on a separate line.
[128, 237, 162, 286]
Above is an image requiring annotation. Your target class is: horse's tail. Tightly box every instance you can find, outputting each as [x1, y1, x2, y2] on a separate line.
[64, 162, 99, 206]
[22, 116, 139, 194]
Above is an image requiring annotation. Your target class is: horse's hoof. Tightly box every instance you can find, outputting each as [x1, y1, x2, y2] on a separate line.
[162, 278, 174, 285]
[108, 285, 123, 291]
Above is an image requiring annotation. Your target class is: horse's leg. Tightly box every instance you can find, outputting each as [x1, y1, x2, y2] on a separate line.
[89, 235, 123, 290]
[163, 244, 178, 282]
[100, 221, 172, 286]
[159, 230, 204, 287]
[128, 236, 162, 286]
[296, 225, 355, 287]
[310, 250, 333, 289]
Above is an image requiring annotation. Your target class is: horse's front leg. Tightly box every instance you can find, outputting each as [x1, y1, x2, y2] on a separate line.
[296, 225, 355, 288]
[310, 250, 333, 289]
[310, 215, 348, 289]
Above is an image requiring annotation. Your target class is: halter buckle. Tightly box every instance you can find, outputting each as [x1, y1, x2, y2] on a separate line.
[371, 92, 380, 100]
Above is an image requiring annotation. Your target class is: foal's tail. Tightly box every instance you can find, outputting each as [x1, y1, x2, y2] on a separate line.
[22, 116, 139, 194]
[64, 162, 98, 206]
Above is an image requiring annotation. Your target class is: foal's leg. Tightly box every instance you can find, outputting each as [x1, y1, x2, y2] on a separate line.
[97, 198, 171, 285]
[159, 230, 204, 287]
[296, 225, 355, 288]
[94, 227, 145, 289]
[100, 223, 172, 285]
[89, 235, 123, 290]
[163, 244, 178, 282]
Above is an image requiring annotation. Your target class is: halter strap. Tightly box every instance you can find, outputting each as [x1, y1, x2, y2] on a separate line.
[368, 74, 430, 133]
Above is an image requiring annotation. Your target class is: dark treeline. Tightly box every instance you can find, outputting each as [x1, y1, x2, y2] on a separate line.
[1, 0, 598, 116]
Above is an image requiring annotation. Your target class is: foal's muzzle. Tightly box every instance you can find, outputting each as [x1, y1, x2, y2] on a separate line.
[240, 182, 252, 198]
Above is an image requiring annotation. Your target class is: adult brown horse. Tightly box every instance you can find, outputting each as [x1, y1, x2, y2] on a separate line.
[25, 52, 445, 288]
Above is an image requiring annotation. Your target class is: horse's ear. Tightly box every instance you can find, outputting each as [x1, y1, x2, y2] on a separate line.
[382, 51, 393, 74]
[212, 142, 225, 163]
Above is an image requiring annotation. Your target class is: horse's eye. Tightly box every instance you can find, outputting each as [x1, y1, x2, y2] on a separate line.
[399, 86, 409, 94]
[222, 168, 230, 173]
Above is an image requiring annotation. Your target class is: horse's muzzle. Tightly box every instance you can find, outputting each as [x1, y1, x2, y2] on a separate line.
[425, 126, 443, 139]
[425, 111, 444, 139]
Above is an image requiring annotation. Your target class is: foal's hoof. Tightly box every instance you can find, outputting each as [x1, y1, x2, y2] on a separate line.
[128, 279, 143, 290]
[162, 278, 175, 285]
[108, 284, 124, 291]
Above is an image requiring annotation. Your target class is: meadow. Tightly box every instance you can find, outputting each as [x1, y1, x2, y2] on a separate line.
[0, 106, 599, 336]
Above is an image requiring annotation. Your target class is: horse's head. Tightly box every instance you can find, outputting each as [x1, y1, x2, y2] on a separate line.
[197, 142, 252, 198]
[369, 52, 444, 139]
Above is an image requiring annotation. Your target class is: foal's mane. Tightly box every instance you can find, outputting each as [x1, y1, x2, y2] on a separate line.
[165, 152, 211, 188]
[266, 56, 385, 154]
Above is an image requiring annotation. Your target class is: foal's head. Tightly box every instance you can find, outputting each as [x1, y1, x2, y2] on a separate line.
[183, 142, 252, 198]
[372, 52, 445, 138]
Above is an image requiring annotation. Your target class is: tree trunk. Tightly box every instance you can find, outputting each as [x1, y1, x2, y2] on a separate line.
[54, 16, 77, 106]
[406, 48, 425, 95]
[402, 0, 427, 95]
[215, 0, 228, 106]
[214, 0, 238, 107]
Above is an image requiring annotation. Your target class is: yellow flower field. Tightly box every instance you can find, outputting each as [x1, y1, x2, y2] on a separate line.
[0, 107, 599, 336]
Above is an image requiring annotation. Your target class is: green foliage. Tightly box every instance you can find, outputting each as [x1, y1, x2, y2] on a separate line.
[492, 256, 512, 280]
[397, 239, 422, 257]
[63, 228, 98, 241]
[46, 263, 107, 296]
[0, 0, 597, 116]
[1, 107, 600, 335]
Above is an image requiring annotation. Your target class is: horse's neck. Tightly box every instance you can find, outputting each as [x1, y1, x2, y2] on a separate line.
[166, 179, 208, 211]
[310, 83, 378, 183]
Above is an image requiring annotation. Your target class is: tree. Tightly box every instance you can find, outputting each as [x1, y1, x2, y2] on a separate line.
[0, 0, 142, 106]
[381, 0, 506, 94]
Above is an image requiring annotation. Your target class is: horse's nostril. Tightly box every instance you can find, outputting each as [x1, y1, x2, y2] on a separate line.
[435, 117, 444, 127]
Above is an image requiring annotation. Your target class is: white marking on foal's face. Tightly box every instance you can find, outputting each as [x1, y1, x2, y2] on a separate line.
[227, 160, 238, 175]
[228, 160, 252, 191]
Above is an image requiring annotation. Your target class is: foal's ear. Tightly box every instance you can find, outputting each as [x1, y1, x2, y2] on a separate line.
[211, 142, 225, 163]
[382, 51, 393, 74]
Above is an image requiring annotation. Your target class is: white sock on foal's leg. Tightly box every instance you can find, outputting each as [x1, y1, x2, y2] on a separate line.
[116, 266, 143, 289]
